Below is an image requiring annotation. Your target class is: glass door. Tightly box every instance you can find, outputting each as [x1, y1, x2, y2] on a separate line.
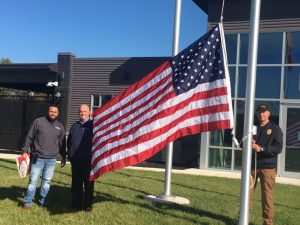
[280, 105, 300, 178]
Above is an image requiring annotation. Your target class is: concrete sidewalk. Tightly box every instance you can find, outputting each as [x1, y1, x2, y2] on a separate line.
[1, 153, 299, 186]
[127, 166, 300, 187]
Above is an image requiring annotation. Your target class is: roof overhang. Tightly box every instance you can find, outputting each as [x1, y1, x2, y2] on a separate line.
[0, 64, 58, 93]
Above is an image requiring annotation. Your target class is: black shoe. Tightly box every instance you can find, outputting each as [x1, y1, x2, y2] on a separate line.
[85, 206, 93, 212]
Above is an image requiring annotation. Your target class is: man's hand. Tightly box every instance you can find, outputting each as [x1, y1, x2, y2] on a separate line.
[252, 141, 262, 152]
[61, 158, 66, 168]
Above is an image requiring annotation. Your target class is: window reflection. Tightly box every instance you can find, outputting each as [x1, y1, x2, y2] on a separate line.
[240, 33, 249, 64]
[91, 94, 113, 113]
[101, 94, 113, 106]
[235, 100, 245, 142]
[209, 148, 232, 169]
[229, 66, 235, 96]
[257, 33, 282, 64]
[234, 150, 242, 170]
[238, 67, 247, 98]
[225, 34, 237, 64]
[256, 67, 281, 98]
[285, 108, 300, 172]
[284, 66, 300, 99]
[285, 32, 300, 64]
[240, 33, 283, 64]
[238, 67, 281, 98]
[210, 129, 232, 147]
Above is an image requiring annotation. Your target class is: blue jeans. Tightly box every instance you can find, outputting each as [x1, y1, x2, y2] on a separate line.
[23, 157, 56, 207]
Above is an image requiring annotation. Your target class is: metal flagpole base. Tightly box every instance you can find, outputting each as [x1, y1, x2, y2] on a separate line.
[144, 194, 190, 205]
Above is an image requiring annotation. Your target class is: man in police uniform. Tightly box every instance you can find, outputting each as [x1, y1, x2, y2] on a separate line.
[250, 104, 283, 225]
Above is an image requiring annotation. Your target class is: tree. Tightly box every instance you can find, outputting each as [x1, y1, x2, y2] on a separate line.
[0, 57, 13, 95]
[1, 58, 12, 64]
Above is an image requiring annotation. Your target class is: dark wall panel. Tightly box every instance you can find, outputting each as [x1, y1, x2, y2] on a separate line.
[207, 0, 300, 33]
[208, 0, 300, 22]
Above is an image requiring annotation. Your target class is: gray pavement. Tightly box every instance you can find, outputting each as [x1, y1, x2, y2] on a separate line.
[1, 153, 299, 186]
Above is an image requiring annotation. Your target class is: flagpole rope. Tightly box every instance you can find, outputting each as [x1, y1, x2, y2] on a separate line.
[220, 0, 226, 23]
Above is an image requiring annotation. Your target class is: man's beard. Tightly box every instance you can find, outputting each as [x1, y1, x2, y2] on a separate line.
[48, 115, 58, 121]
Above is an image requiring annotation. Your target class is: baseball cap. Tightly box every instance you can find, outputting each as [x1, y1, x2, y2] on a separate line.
[256, 104, 272, 113]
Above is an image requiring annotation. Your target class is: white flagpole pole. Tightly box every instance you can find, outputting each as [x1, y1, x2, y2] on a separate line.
[144, 0, 188, 204]
[239, 0, 261, 224]
[163, 0, 182, 198]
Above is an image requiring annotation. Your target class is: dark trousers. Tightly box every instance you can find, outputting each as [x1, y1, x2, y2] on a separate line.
[70, 158, 94, 209]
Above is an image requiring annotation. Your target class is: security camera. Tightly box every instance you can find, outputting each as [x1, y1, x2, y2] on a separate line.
[28, 91, 35, 97]
[46, 81, 58, 87]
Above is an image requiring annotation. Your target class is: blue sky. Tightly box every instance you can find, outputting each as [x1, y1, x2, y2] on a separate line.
[1, 0, 207, 63]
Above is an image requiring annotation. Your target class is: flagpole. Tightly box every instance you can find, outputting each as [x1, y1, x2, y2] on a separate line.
[163, 0, 181, 198]
[239, 0, 261, 224]
[144, 0, 188, 204]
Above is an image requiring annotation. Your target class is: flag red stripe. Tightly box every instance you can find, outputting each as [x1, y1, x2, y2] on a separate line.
[90, 119, 231, 179]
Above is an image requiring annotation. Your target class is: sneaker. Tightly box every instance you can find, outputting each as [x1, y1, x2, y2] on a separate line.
[22, 205, 31, 210]
[85, 206, 93, 212]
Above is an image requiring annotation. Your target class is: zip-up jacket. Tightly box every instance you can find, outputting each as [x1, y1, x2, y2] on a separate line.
[252, 121, 283, 169]
[22, 116, 66, 159]
[67, 120, 93, 160]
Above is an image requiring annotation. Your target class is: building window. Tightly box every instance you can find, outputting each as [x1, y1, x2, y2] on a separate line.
[225, 34, 238, 64]
[208, 31, 289, 171]
[229, 66, 236, 97]
[239, 33, 283, 64]
[239, 33, 249, 64]
[91, 94, 113, 113]
[257, 33, 283, 64]
[255, 67, 281, 98]
[284, 66, 300, 99]
[285, 31, 300, 64]
[209, 147, 232, 169]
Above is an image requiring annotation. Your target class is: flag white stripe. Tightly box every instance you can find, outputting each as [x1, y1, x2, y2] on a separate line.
[90, 111, 231, 176]
[92, 78, 228, 150]
[93, 66, 172, 121]
[92, 93, 229, 161]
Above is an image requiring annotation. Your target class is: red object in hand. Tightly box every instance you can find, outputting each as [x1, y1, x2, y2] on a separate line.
[16, 153, 30, 178]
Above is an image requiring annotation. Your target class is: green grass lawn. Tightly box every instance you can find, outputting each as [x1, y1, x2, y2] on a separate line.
[0, 158, 299, 225]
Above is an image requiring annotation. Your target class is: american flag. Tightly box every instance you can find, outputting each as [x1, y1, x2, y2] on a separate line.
[90, 23, 233, 180]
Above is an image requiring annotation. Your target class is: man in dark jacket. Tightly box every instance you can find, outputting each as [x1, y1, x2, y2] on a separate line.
[67, 104, 94, 212]
[22, 104, 66, 210]
[250, 104, 283, 225]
